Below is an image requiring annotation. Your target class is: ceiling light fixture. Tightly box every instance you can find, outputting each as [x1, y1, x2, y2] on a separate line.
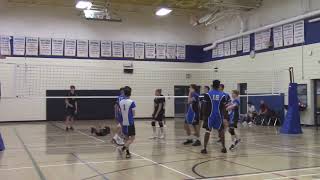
[76, 0, 92, 10]
[155, 7, 172, 16]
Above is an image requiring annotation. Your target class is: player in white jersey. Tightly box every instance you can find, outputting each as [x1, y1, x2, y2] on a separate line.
[112, 87, 125, 146]
[118, 87, 136, 158]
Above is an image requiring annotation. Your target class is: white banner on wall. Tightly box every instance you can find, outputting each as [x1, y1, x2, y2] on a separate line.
[77, 40, 88, 57]
[26, 37, 38, 56]
[273, 26, 283, 48]
[243, 35, 250, 53]
[224, 41, 231, 56]
[145, 43, 156, 59]
[156, 43, 166, 59]
[217, 43, 224, 57]
[134, 42, 145, 59]
[176, 45, 186, 60]
[89, 40, 100, 58]
[39, 38, 51, 56]
[254, 32, 262, 50]
[124, 42, 134, 58]
[212, 48, 218, 58]
[101, 40, 112, 57]
[230, 39, 237, 55]
[52, 38, 64, 56]
[13, 37, 25, 56]
[283, 23, 294, 46]
[64, 39, 76, 56]
[0, 36, 11, 55]
[261, 29, 271, 50]
[294, 20, 305, 44]
[112, 41, 123, 57]
[237, 37, 243, 51]
[166, 44, 176, 59]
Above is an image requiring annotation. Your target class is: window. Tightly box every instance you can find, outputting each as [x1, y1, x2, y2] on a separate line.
[297, 84, 307, 105]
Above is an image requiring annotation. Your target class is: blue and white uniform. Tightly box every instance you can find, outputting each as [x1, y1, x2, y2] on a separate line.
[229, 98, 240, 128]
[205, 90, 226, 130]
[185, 92, 200, 125]
[119, 98, 136, 136]
[115, 95, 125, 123]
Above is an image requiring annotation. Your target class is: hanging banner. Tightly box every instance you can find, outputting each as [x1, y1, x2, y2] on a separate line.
[52, 38, 64, 56]
[0, 36, 11, 55]
[237, 37, 243, 51]
[176, 45, 186, 60]
[64, 39, 76, 57]
[166, 44, 176, 59]
[261, 29, 271, 50]
[212, 48, 218, 58]
[112, 41, 123, 57]
[124, 42, 134, 58]
[217, 43, 224, 57]
[89, 40, 100, 58]
[294, 20, 305, 44]
[224, 41, 231, 56]
[156, 43, 166, 59]
[243, 35, 250, 53]
[134, 42, 145, 59]
[254, 32, 262, 51]
[273, 26, 283, 48]
[39, 38, 51, 56]
[77, 40, 88, 57]
[283, 23, 294, 46]
[145, 43, 156, 59]
[26, 37, 38, 56]
[230, 40, 237, 56]
[101, 40, 112, 57]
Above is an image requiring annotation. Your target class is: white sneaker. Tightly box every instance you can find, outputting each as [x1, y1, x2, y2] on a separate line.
[113, 136, 125, 146]
[158, 134, 165, 139]
[149, 134, 157, 139]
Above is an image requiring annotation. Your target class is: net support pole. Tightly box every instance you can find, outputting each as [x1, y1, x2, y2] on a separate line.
[280, 83, 302, 134]
[0, 132, 5, 151]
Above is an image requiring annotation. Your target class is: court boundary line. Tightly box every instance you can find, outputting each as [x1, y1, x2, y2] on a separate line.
[60, 123, 197, 179]
[13, 128, 47, 180]
[265, 172, 320, 180]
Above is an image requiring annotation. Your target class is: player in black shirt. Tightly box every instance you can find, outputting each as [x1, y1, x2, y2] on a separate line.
[150, 89, 166, 139]
[65, 85, 78, 131]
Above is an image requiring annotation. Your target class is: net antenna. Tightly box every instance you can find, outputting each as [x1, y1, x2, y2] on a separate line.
[289, 67, 294, 83]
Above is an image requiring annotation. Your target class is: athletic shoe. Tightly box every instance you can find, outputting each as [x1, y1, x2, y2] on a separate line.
[183, 139, 193, 145]
[200, 149, 208, 154]
[113, 136, 125, 146]
[66, 127, 69, 131]
[221, 148, 227, 153]
[158, 134, 165, 139]
[192, 140, 201, 146]
[229, 144, 235, 150]
[149, 133, 157, 139]
[125, 150, 131, 159]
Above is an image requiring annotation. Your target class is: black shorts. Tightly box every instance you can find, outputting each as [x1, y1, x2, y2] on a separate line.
[154, 114, 165, 121]
[122, 125, 136, 137]
[66, 108, 76, 117]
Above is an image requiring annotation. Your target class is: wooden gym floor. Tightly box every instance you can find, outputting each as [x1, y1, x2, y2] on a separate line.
[0, 119, 320, 180]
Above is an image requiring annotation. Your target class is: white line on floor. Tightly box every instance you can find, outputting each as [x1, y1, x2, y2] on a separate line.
[265, 172, 320, 180]
[71, 126, 197, 179]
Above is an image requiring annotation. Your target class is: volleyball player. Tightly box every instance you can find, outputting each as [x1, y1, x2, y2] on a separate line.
[201, 80, 227, 154]
[216, 84, 231, 143]
[227, 90, 241, 150]
[150, 89, 165, 139]
[118, 87, 136, 158]
[65, 85, 78, 131]
[113, 87, 125, 146]
[183, 84, 201, 146]
[200, 86, 210, 121]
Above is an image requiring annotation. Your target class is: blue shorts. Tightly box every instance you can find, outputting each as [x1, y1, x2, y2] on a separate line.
[185, 106, 199, 125]
[122, 125, 135, 136]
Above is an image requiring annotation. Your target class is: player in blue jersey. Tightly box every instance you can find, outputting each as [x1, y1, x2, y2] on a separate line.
[183, 84, 201, 146]
[226, 90, 241, 150]
[216, 84, 231, 143]
[112, 87, 125, 146]
[118, 86, 136, 158]
[201, 80, 228, 154]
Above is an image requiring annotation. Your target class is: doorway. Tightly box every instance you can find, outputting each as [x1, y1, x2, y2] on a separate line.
[174, 85, 200, 117]
[314, 80, 320, 127]
[238, 83, 248, 115]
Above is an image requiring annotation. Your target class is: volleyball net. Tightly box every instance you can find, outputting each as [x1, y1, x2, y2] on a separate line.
[0, 62, 287, 122]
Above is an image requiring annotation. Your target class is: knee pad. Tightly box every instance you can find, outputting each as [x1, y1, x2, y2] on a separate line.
[228, 128, 235, 135]
[151, 121, 156, 127]
[158, 121, 163, 127]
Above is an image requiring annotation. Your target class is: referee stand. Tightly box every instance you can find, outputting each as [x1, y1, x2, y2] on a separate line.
[280, 67, 303, 134]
